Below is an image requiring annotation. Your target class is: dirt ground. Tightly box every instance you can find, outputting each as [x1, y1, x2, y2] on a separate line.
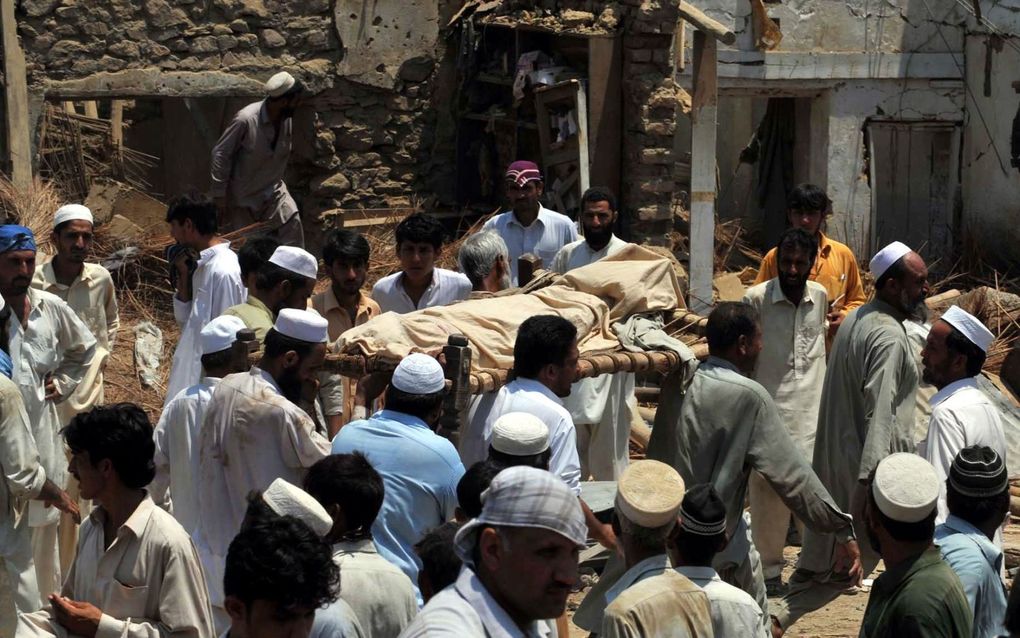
[565, 524, 1020, 637]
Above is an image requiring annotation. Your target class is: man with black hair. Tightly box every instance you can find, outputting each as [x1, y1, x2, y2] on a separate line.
[372, 213, 470, 314]
[919, 307, 1005, 523]
[777, 242, 929, 631]
[414, 522, 463, 603]
[455, 460, 503, 523]
[671, 484, 767, 637]
[551, 187, 636, 482]
[742, 227, 828, 593]
[0, 224, 97, 604]
[211, 71, 306, 246]
[304, 453, 417, 637]
[223, 515, 341, 638]
[152, 315, 247, 535]
[647, 302, 858, 632]
[196, 308, 331, 627]
[311, 229, 380, 433]
[164, 194, 245, 406]
[754, 183, 867, 335]
[331, 353, 465, 604]
[235, 235, 279, 291]
[482, 160, 577, 285]
[18, 403, 215, 638]
[222, 245, 318, 342]
[859, 453, 971, 637]
[936, 446, 1009, 638]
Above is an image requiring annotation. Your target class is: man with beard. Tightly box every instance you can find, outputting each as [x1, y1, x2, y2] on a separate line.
[401, 466, 587, 637]
[551, 188, 636, 482]
[754, 183, 867, 337]
[742, 228, 828, 594]
[33, 204, 119, 576]
[221, 245, 318, 343]
[918, 306, 1005, 523]
[858, 453, 972, 638]
[482, 161, 577, 285]
[774, 241, 929, 634]
[211, 71, 306, 246]
[331, 353, 465, 604]
[645, 303, 858, 634]
[0, 225, 96, 605]
[196, 308, 331, 629]
[457, 230, 512, 295]
[311, 229, 380, 434]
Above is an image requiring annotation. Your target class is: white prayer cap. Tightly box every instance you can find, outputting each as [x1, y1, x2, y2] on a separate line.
[200, 315, 247, 355]
[455, 466, 586, 568]
[269, 246, 318, 280]
[873, 453, 939, 523]
[391, 353, 445, 394]
[869, 241, 912, 280]
[261, 478, 334, 538]
[54, 204, 93, 228]
[491, 412, 549, 456]
[274, 308, 328, 344]
[940, 305, 994, 353]
[266, 71, 296, 97]
[615, 460, 685, 529]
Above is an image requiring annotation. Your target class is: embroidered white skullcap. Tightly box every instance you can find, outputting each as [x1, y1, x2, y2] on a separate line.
[54, 204, 93, 228]
[869, 241, 912, 280]
[940, 305, 994, 353]
[391, 353, 445, 394]
[262, 478, 333, 537]
[265, 71, 296, 97]
[615, 460, 685, 529]
[200, 315, 247, 355]
[873, 453, 939, 523]
[269, 246, 318, 280]
[491, 412, 549, 456]
[274, 308, 328, 343]
[455, 466, 586, 568]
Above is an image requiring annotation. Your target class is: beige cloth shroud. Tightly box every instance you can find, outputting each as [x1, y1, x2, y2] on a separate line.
[337, 245, 683, 371]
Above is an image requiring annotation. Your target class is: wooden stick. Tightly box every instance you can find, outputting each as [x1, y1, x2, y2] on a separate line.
[677, 1, 736, 45]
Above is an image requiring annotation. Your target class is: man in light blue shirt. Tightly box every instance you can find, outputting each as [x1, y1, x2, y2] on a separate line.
[935, 445, 1010, 638]
[482, 160, 577, 285]
[331, 353, 464, 605]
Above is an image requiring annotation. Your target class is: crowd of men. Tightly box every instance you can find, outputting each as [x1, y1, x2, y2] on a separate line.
[0, 71, 1018, 638]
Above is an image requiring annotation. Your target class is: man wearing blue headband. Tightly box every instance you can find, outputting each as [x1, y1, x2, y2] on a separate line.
[0, 224, 96, 605]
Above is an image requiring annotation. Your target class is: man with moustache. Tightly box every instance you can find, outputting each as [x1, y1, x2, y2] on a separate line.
[457, 231, 512, 295]
[482, 161, 577, 285]
[195, 308, 332, 630]
[775, 241, 930, 634]
[211, 71, 306, 246]
[742, 228, 829, 594]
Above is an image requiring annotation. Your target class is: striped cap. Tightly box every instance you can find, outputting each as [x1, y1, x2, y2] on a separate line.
[505, 160, 543, 187]
[949, 445, 1008, 498]
[679, 483, 726, 536]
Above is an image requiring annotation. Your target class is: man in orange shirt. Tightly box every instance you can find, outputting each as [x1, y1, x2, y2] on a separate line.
[754, 183, 866, 336]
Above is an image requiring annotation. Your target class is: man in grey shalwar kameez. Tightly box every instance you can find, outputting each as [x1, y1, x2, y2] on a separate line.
[773, 241, 929, 633]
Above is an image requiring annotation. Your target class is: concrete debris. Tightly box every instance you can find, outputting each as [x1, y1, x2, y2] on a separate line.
[133, 321, 164, 389]
[85, 179, 168, 231]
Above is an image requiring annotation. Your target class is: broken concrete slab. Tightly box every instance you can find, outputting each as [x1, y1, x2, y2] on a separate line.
[334, 0, 439, 89]
[86, 179, 166, 230]
[713, 272, 745, 302]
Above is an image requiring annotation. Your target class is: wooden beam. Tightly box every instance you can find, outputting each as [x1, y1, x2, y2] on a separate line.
[83, 101, 99, 118]
[110, 100, 124, 148]
[688, 31, 718, 314]
[0, 0, 32, 188]
[677, 1, 736, 45]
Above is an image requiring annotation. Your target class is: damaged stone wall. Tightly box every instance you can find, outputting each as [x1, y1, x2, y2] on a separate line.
[16, 0, 458, 234]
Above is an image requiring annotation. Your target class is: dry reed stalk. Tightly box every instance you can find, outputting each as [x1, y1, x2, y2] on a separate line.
[0, 177, 64, 253]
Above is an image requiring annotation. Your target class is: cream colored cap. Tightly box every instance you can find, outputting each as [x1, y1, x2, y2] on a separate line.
[873, 453, 939, 523]
[615, 460, 685, 528]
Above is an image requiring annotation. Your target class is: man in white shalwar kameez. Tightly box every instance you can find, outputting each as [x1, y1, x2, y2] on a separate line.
[552, 187, 636, 480]
[163, 195, 246, 406]
[918, 305, 1006, 524]
[775, 241, 930, 633]
[0, 225, 96, 606]
[195, 308, 331, 632]
[151, 315, 247, 535]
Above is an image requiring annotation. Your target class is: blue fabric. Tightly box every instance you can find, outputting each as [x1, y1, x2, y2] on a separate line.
[935, 515, 1007, 638]
[0, 349, 11, 379]
[331, 409, 465, 606]
[0, 225, 36, 253]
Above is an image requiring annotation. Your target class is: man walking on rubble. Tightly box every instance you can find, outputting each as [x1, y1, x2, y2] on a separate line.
[211, 71, 306, 246]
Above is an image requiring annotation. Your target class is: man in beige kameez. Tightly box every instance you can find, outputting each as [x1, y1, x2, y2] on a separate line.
[32, 204, 118, 578]
[774, 241, 929, 634]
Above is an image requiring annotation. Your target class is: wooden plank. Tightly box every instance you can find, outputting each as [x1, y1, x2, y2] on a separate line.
[1, 0, 32, 188]
[678, 1, 736, 44]
[688, 31, 718, 314]
[110, 100, 124, 148]
[83, 101, 99, 119]
[587, 35, 622, 195]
